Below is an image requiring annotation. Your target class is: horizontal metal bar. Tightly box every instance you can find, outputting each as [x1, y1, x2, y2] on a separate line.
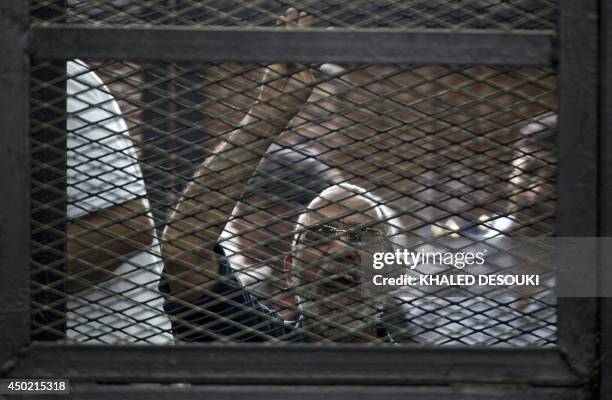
[68, 384, 587, 400]
[8, 344, 580, 386]
[29, 26, 555, 65]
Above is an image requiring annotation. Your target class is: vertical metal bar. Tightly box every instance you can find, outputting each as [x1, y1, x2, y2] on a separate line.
[30, 61, 67, 341]
[30, 1, 67, 341]
[556, 0, 600, 379]
[599, 0, 612, 396]
[0, 0, 31, 370]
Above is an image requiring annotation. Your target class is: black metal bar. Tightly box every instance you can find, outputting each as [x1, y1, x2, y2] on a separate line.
[29, 26, 555, 65]
[67, 384, 587, 400]
[0, 0, 31, 372]
[600, 0, 612, 397]
[556, 0, 600, 380]
[7, 344, 581, 386]
[30, 2, 67, 342]
[30, 63, 68, 342]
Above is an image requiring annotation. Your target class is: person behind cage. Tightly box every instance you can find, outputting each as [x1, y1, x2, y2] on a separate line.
[160, 8, 402, 343]
[65, 60, 172, 344]
[220, 144, 343, 318]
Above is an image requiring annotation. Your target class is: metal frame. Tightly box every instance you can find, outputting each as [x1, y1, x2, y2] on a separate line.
[0, 0, 31, 374]
[600, 0, 612, 397]
[29, 0, 67, 343]
[29, 26, 555, 65]
[6, 345, 579, 385]
[555, 0, 600, 382]
[0, 0, 608, 397]
[52, 384, 587, 400]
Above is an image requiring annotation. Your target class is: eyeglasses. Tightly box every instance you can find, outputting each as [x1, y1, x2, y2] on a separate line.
[299, 224, 385, 245]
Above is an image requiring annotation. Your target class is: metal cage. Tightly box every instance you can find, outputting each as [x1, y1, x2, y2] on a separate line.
[1, 0, 611, 398]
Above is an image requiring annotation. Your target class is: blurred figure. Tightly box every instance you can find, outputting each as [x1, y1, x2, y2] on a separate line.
[161, 8, 399, 343]
[221, 145, 342, 316]
[65, 60, 172, 344]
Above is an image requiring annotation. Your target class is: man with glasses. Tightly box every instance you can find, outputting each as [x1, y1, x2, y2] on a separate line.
[219, 145, 342, 320]
[160, 8, 399, 343]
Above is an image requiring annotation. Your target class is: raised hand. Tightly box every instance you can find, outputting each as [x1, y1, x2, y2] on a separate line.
[255, 8, 315, 115]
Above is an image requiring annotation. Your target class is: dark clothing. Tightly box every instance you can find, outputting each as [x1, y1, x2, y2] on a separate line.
[159, 244, 306, 342]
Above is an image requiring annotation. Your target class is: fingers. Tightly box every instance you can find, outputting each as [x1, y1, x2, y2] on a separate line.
[271, 8, 314, 78]
[298, 11, 313, 28]
[262, 8, 315, 103]
[278, 8, 299, 27]
[287, 7, 299, 25]
[276, 8, 312, 29]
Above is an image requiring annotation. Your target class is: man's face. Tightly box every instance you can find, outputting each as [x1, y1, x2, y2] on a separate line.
[290, 192, 387, 342]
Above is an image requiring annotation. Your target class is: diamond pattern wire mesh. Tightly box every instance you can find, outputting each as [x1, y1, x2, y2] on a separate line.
[31, 58, 557, 346]
[31, 0, 557, 31]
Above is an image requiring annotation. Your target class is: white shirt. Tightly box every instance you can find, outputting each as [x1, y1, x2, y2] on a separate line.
[66, 60, 172, 344]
